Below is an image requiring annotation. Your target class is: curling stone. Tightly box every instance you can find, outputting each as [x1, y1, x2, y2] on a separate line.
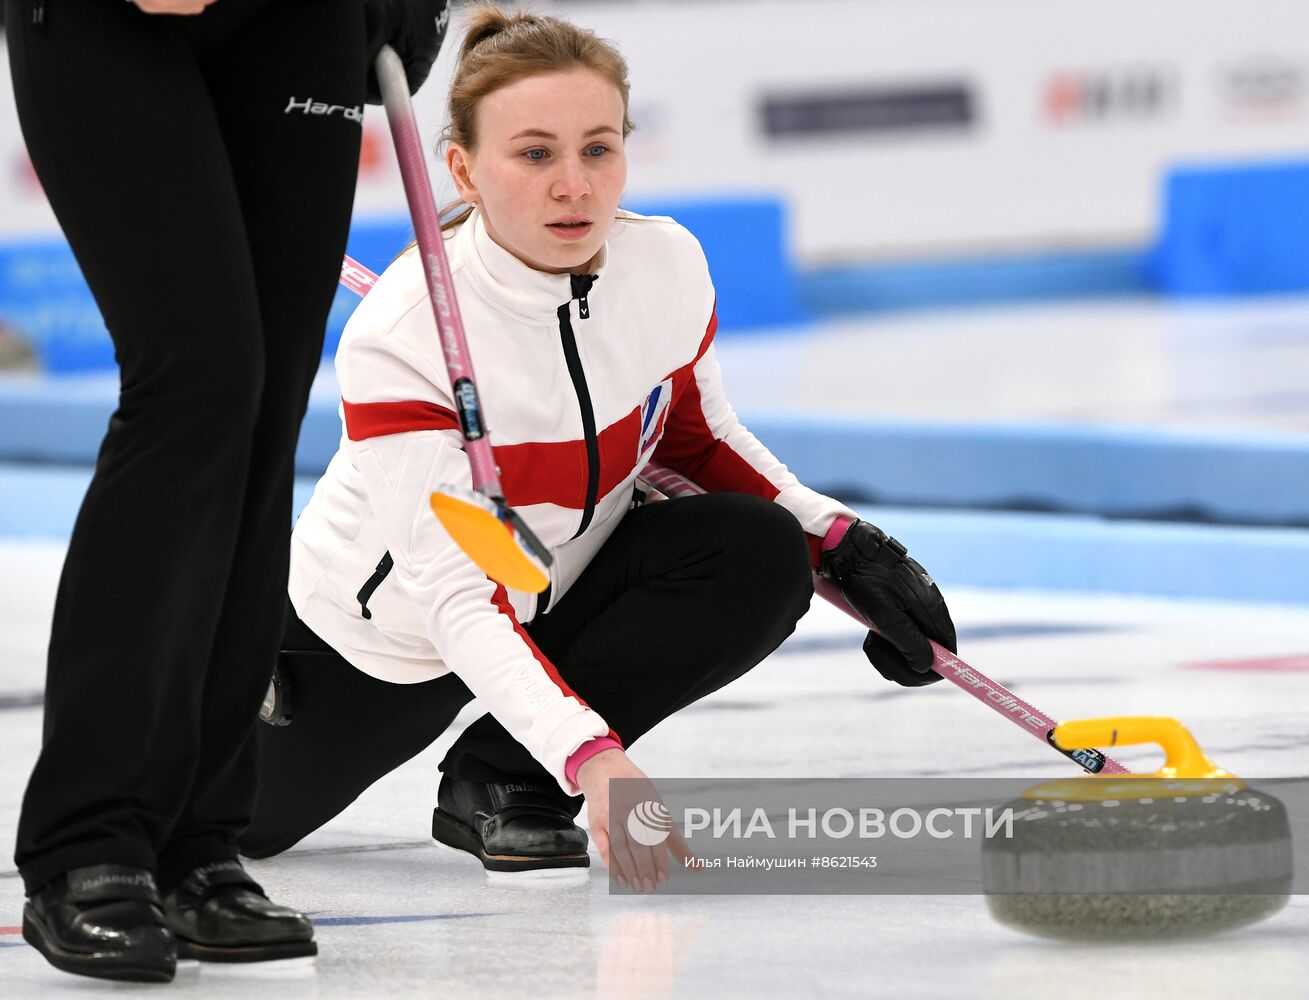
[982, 717, 1291, 941]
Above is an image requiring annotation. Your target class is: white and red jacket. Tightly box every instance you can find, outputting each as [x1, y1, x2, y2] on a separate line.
[289, 208, 855, 794]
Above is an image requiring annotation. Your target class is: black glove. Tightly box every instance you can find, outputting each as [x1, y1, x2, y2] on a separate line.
[364, 0, 450, 105]
[820, 520, 957, 687]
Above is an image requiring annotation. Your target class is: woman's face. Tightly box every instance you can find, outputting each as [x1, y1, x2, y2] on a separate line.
[448, 67, 628, 274]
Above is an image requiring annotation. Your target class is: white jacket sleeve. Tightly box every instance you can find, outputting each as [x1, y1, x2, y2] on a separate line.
[338, 308, 613, 795]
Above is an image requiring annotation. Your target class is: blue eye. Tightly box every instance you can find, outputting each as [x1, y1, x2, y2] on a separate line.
[524, 148, 548, 161]
[587, 144, 609, 157]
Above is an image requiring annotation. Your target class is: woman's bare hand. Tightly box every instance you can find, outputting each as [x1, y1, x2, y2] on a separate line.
[577, 749, 695, 893]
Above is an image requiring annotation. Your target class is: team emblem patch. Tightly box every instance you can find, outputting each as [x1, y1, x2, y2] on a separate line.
[638, 379, 674, 457]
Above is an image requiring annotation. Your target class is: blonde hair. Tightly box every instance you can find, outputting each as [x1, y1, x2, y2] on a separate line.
[439, 4, 634, 231]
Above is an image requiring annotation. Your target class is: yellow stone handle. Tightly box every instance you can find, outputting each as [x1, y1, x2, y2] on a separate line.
[1053, 716, 1233, 780]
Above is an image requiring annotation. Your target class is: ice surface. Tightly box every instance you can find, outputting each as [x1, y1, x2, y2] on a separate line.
[715, 295, 1309, 433]
[1, 539, 1306, 998]
[3, 297, 1308, 996]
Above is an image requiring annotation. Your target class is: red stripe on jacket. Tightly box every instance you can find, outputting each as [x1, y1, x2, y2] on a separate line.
[489, 584, 622, 746]
[339, 306, 767, 517]
[343, 400, 460, 441]
[495, 407, 641, 509]
[342, 397, 643, 511]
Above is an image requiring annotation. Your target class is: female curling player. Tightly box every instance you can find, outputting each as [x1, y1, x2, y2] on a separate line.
[7, 0, 446, 982]
[241, 6, 957, 892]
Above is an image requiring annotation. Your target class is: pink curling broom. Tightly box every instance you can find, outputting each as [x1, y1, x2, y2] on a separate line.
[370, 45, 551, 594]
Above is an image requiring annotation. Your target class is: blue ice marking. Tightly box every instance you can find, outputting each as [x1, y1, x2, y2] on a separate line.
[312, 913, 498, 927]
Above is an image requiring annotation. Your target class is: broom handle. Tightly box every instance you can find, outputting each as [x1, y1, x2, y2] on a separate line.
[376, 46, 501, 500]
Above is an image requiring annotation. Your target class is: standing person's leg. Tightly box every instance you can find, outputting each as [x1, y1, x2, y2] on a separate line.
[6, 0, 270, 980]
[117, 0, 370, 963]
[434, 493, 812, 867]
[155, 0, 367, 888]
[9, 0, 267, 895]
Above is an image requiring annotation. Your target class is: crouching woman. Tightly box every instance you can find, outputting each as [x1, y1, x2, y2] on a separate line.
[240, 6, 955, 890]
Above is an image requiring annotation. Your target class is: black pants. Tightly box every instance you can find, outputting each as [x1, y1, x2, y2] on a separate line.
[8, 0, 365, 895]
[241, 494, 813, 858]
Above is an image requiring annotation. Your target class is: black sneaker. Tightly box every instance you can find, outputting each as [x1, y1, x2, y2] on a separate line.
[162, 859, 316, 962]
[22, 864, 176, 983]
[432, 779, 589, 873]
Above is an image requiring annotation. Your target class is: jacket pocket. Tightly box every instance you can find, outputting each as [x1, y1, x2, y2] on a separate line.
[356, 551, 394, 620]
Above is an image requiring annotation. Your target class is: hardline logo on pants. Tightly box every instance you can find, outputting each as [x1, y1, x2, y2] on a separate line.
[284, 97, 363, 125]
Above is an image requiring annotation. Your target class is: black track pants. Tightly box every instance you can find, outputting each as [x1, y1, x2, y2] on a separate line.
[241, 493, 814, 858]
[7, 0, 365, 894]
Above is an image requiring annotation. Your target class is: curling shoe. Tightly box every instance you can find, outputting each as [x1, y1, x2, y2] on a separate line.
[163, 859, 316, 962]
[22, 864, 177, 983]
[432, 778, 590, 873]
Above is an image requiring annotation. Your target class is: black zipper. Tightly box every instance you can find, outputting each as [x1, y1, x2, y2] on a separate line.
[559, 273, 598, 539]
